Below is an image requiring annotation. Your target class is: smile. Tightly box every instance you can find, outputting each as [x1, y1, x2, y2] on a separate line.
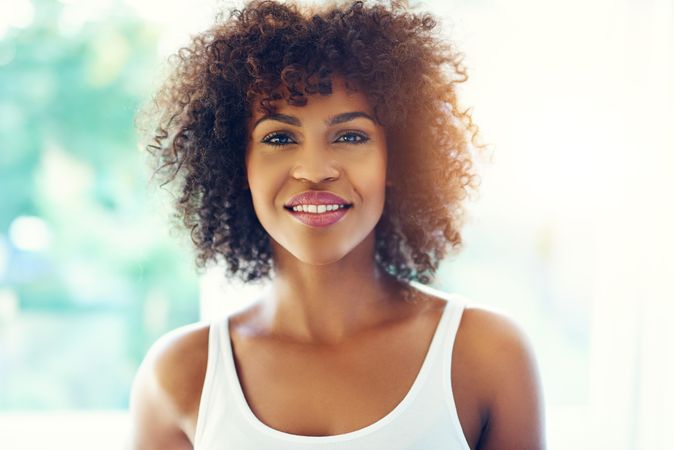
[285, 204, 352, 227]
[288, 204, 349, 213]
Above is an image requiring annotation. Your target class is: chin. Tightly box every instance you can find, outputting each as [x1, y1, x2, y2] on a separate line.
[265, 220, 379, 268]
[290, 245, 354, 266]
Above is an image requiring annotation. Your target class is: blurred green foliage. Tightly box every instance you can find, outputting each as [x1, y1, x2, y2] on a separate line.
[0, 0, 200, 409]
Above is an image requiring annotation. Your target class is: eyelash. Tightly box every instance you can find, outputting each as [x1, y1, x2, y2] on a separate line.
[335, 131, 370, 144]
[261, 132, 295, 146]
[260, 131, 370, 147]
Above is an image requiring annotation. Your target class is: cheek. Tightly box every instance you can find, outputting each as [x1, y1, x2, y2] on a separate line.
[372, 147, 388, 192]
[354, 151, 388, 208]
[246, 158, 284, 212]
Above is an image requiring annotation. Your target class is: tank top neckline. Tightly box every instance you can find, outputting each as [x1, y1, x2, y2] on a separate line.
[220, 296, 457, 443]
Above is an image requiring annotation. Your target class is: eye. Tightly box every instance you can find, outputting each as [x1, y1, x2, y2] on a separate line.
[261, 131, 296, 146]
[335, 131, 370, 144]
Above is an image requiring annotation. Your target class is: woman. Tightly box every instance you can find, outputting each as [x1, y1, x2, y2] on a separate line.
[128, 1, 545, 449]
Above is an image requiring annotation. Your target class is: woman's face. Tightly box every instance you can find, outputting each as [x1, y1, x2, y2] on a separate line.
[245, 79, 388, 266]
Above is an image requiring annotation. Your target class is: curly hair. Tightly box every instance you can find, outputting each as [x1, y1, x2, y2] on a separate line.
[139, 0, 482, 285]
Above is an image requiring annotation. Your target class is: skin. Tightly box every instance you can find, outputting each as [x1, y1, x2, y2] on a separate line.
[127, 79, 546, 449]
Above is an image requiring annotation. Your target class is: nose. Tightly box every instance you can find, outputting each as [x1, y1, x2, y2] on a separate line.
[290, 144, 340, 183]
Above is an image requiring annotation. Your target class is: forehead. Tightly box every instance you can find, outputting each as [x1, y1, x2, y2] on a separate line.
[249, 78, 374, 122]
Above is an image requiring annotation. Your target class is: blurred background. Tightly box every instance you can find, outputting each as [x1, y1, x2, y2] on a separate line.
[0, 0, 672, 449]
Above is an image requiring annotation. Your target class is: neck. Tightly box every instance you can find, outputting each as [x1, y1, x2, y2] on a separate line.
[264, 233, 409, 344]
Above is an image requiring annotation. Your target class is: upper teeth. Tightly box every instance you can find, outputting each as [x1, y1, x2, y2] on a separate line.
[291, 204, 347, 213]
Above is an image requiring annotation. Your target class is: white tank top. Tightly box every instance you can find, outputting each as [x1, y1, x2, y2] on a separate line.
[194, 290, 471, 450]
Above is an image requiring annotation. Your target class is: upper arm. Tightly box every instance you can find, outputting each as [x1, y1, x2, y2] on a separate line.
[465, 308, 546, 450]
[127, 324, 209, 450]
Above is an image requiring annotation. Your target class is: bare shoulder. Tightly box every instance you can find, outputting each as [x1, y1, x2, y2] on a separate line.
[458, 306, 537, 362]
[127, 322, 210, 450]
[457, 306, 546, 450]
[144, 322, 210, 414]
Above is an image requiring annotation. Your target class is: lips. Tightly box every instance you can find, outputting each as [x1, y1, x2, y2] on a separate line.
[287, 207, 350, 227]
[284, 191, 352, 208]
[283, 190, 353, 228]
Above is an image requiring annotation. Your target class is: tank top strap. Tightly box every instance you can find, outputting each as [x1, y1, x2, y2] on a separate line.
[439, 293, 470, 440]
[193, 317, 228, 448]
[406, 285, 469, 366]
[440, 293, 469, 353]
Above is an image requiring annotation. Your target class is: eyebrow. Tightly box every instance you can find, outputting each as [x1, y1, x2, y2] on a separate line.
[252, 111, 376, 130]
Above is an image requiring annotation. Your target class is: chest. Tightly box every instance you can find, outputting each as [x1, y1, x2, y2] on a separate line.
[188, 317, 485, 449]
[233, 328, 435, 436]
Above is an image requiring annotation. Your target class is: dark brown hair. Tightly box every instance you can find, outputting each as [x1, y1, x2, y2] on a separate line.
[139, 0, 482, 285]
